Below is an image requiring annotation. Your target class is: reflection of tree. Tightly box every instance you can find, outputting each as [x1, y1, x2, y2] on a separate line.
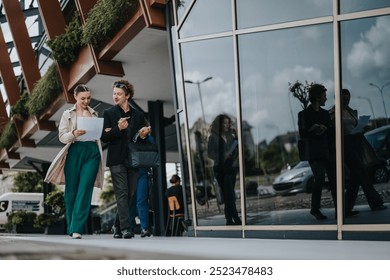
[257, 136, 300, 175]
[288, 80, 313, 109]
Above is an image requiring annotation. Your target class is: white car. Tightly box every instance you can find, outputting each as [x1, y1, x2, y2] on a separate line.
[272, 161, 315, 195]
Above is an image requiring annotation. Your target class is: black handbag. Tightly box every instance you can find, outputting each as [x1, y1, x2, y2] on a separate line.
[128, 141, 160, 168]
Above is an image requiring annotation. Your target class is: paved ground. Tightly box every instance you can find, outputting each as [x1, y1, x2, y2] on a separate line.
[1, 233, 390, 260]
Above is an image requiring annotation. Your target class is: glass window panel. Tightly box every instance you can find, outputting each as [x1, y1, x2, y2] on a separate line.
[170, 25, 184, 110]
[177, 111, 194, 226]
[340, 15, 390, 224]
[176, 0, 193, 24]
[181, 37, 240, 226]
[179, 0, 232, 38]
[238, 23, 335, 225]
[237, 0, 332, 29]
[340, 0, 390, 14]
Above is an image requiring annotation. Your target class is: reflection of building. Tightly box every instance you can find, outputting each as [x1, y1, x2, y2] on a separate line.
[269, 131, 299, 152]
[1, 1, 389, 240]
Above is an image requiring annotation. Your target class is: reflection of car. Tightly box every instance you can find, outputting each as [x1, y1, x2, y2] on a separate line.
[364, 125, 390, 183]
[272, 161, 315, 195]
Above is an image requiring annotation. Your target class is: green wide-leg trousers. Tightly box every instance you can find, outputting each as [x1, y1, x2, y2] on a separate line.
[64, 141, 100, 235]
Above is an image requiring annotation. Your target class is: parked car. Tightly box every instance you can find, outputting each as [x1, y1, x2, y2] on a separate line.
[364, 125, 390, 183]
[272, 161, 316, 195]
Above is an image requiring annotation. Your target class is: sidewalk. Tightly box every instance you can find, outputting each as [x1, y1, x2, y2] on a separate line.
[1, 233, 389, 260]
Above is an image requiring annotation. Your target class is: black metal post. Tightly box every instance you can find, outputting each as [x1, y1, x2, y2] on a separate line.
[148, 100, 167, 236]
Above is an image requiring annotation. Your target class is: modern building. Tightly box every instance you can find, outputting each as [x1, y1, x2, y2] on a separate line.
[0, 0, 389, 240]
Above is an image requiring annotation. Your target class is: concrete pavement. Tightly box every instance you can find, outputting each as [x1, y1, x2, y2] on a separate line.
[1, 233, 389, 260]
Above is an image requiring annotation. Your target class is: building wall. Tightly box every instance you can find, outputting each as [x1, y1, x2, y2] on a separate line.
[170, 0, 390, 239]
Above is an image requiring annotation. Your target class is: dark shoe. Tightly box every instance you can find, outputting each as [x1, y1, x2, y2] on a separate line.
[226, 220, 235, 225]
[140, 229, 151, 238]
[111, 226, 123, 239]
[122, 229, 135, 239]
[233, 217, 242, 225]
[310, 209, 327, 220]
[346, 210, 360, 217]
[372, 205, 387, 211]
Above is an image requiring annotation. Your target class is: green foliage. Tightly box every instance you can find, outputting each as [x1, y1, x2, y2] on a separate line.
[26, 64, 62, 116]
[12, 171, 43, 193]
[81, 0, 138, 49]
[45, 190, 65, 216]
[34, 190, 65, 228]
[34, 213, 62, 227]
[100, 174, 115, 204]
[288, 80, 314, 109]
[10, 91, 30, 119]
[46, 13, 83, 66]
[5, 211, 37, 229]
[0, 122, 18, 149]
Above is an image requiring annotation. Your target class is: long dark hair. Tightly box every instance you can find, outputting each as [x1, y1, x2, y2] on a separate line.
[209, 114, 231, 135]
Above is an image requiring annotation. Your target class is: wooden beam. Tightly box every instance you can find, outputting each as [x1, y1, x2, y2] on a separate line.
[2, 0, 41, 94]
[0, 26, 20, 106]
[98, 8, 147, 61]
[36, 0, 70, 104]
[140, 0, 166, 29]
[0, 162, 10, 169]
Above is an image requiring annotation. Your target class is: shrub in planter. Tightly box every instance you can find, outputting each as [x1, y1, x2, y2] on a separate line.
[26, 64, 62, 116]
[0, 121, 18, 149]
[34, 190, 66, 234]
[10, 91, 30, 120]
[46, 13, 82, 66]
[81, 0, 138, 49]
[5, 211, 44, 233]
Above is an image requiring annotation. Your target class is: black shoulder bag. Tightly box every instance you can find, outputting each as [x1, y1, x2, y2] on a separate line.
[127, 117, 160, 168]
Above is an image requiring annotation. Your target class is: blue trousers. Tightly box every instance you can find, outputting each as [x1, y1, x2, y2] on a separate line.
[129, 168, 149, 230]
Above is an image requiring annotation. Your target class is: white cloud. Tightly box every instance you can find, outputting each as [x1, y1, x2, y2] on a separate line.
[347, 17, 390, 80]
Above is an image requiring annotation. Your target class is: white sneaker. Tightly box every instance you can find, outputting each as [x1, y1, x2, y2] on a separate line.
[72, 233, 82, 239]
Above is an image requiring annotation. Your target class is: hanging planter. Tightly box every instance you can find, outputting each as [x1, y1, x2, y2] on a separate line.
[81, 0, 138, 49]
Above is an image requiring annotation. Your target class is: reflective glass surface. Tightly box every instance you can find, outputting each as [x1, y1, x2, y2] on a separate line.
[238, 24, 335, 225]
[179, 0, 232, 38]
[340, 0, 390, 14]
[237, 0, 332, 29]
[340, 15, 390, 224]
[181, 37, 240, 226]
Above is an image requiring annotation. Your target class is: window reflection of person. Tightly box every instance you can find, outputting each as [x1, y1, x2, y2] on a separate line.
[298, 84, 336, 220]
[330, 89, 386, 215]
[207, 114, 241, 225]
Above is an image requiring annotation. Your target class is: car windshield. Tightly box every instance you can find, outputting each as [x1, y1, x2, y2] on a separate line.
[365, 130, 388, 150]
[294, 161, 310, 169]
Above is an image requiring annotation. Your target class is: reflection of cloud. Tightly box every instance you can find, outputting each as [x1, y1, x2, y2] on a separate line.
[347, 17, 390, 80]
[184, 71, 235, 127]
[302, 26, 321, 40]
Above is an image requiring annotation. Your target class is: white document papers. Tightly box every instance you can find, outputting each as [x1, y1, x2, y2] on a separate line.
[351, 115, 370, 134]
[226, 139, 238, 155]
[76, 117, 104, 140]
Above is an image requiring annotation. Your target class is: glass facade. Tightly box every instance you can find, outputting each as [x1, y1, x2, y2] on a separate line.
[170, 0, 390, 239]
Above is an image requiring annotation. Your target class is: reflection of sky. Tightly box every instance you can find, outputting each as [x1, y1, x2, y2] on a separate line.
[237, 0, 331, 28]
[239, 24, 334, 144]
[181, 37, 236, 128]
[179, 12, 390, 145]
[178, 3, 390, 147]
[179, 0, 232, 38]
[340, 0, 390, 13]
[341, 16, 390, 120]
